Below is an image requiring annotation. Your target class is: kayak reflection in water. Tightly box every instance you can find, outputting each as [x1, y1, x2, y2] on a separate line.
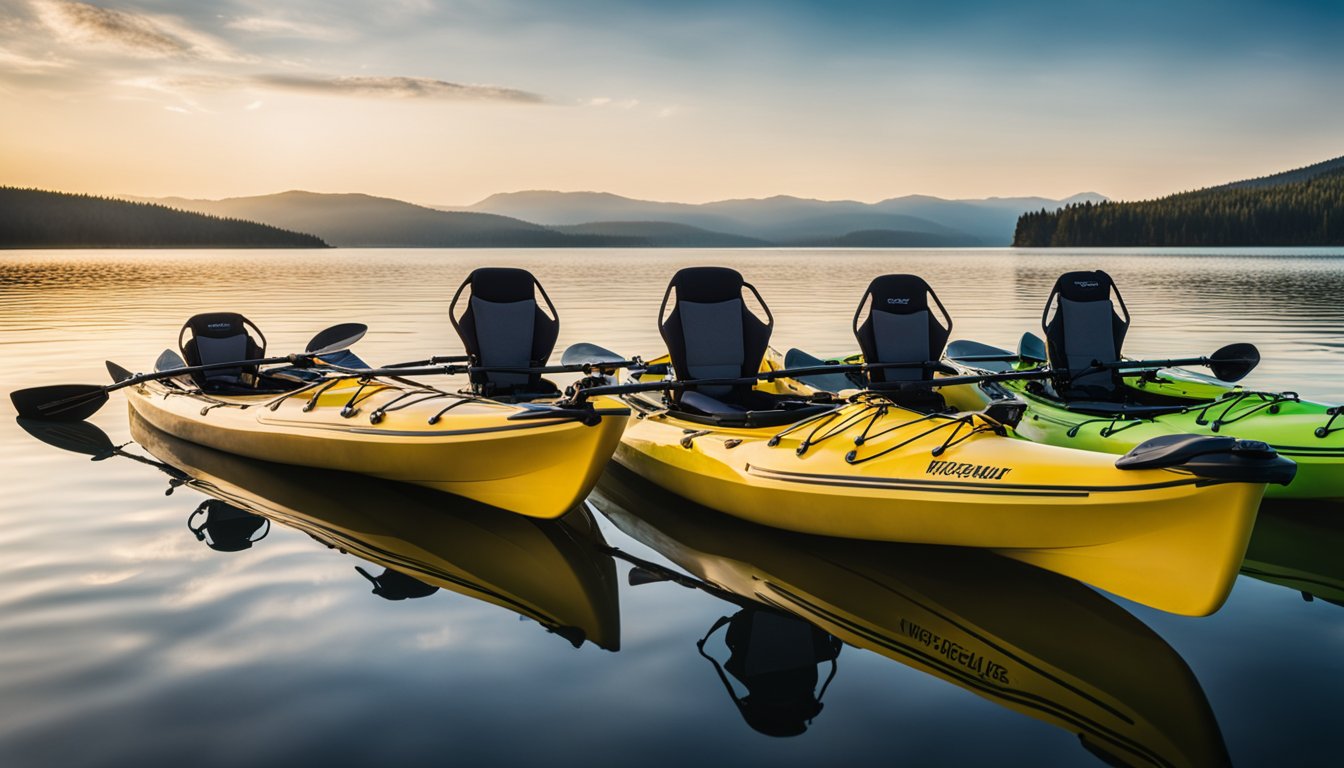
[124, 412, 622, 651]
[15, 411, 622, 650]
[591, 463, 1231, 766]
[1242, 501, 1344, 608]
[696, 606, 842, 737]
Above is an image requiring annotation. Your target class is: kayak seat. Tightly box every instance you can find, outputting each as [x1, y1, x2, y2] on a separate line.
[676, 390, 834, 428]
[450, 267, 561, 401]
[1042, 270, 1130, 401]
[659, 266, 773, 409]
[853, 274, 956, 412]
[178, 312, 281, 394]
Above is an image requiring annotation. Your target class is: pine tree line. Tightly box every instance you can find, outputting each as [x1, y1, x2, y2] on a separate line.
[1014, 167, 1344, 247]
[0, 188, 328, 248]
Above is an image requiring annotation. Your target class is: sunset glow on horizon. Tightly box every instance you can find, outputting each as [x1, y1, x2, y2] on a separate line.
[2, 0, 1342, 207]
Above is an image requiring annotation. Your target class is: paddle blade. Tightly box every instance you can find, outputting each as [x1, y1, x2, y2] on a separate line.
[17, 417, 118, 458]
[628, 566, 672, 586]
[1209, 343, 1260, 382]
[106, 361, 133, 383]
[945, 339, 1014, 360]
[306, 323, 367, 356]
[784, 348, 858, 393]
[10, 384, 109, 421]
[1018, 332, 1048, 364]
[155, 349, 186, 372]
[561, 342, 625, 367]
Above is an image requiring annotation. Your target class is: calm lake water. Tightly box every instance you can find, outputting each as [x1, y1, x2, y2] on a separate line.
[2, 248, 1343, 767]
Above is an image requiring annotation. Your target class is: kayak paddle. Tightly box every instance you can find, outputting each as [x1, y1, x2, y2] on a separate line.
[10, 323, 368, 422]
[560, 357, 1054, 405]
[1069, 343, 1261, 384]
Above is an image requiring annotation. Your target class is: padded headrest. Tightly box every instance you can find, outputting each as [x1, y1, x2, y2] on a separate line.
[861, 274, 935, 316]
[1050, 270, 1117, 303]
[464, 267, 539, 303]
[666, 266, 747, 303]
[183, 312, 253, 340]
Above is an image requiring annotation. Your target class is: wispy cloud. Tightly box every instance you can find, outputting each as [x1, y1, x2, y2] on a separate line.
[0, 45, 66, 71]
[34, 0, 244, 61]
[253, 74, 544, 103]
[116, 72, 545, 104]
[224, 15, 348, 42]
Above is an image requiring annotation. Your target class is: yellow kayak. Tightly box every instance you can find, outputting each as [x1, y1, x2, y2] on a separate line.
[590, 464, 1229, 766]
[600, 267, 1296, 616]
[131, 413, 621, 650]
[127, 373, 628, 519]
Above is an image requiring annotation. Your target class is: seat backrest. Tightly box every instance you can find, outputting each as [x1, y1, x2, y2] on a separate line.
[1042, 270, 1130, 396]
[178, 312, 266, 391]
[450, 267, 559, 396]
[852, 274, 952, 388]
[658, 267, 773, 402]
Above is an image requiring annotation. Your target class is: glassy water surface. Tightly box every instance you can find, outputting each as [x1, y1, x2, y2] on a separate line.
[2, 248, 1343, 767]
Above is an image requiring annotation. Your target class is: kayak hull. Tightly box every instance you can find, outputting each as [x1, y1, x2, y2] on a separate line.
[126, 376, 629, 519]
[615, 393, 1266, 616]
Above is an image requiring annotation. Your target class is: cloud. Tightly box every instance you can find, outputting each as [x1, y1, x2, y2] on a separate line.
[224, 15, 348, 42]
[34, 0, 242, 61]
[117, 72, 545, 105]
[252, 74, 544, 103]
[0, 45, 66, 72]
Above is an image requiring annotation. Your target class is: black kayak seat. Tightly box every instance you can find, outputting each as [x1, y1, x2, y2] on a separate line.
[450, 267, 560, 398]
[659, 267, 773, 408]
[1115, 433, 1297, 485]
[852, 274, 955, 411]
[1042, 271, 1130, 398]
[854, 274, 953, 386]
[179, 312, 267, 393]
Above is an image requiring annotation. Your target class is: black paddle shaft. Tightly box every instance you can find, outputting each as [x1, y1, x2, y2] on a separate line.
[1072, 343, 1260, 384]
[564, 365, 1051, 405]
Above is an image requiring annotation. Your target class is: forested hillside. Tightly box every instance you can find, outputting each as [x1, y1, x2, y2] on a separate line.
[1014, 161, 1344, 247]
[1, 188, 327, 248]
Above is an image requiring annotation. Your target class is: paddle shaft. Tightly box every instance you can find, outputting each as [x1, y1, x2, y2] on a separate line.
[565, 365, 1050, 404]
[319, 358, 644, 379]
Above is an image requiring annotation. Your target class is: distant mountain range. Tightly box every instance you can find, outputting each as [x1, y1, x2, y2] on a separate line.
[127, 189, 1102, 248]
[1015, 154, 1344, 247]
[0, 187, 326, 249]
[450, 190, 1107, 246]
[16, 152, 1338, 250]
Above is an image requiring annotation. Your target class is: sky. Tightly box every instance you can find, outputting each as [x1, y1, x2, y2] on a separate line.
[1, 0, 1342, 205]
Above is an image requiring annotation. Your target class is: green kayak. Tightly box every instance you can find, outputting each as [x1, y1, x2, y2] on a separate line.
[786, 268, 1343, 500]
[937, 270, 1344, 500]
